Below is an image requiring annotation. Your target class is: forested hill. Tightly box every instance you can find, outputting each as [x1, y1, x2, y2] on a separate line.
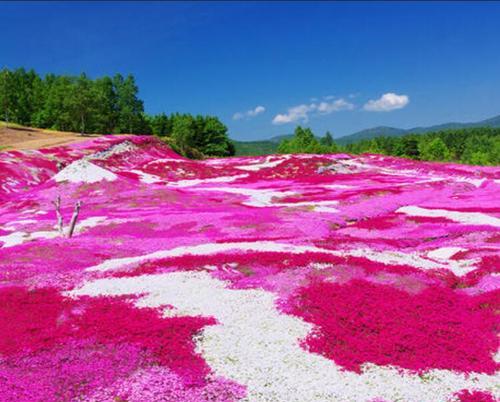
[336, 115, 500, 145]
[0, 67, 234, 158]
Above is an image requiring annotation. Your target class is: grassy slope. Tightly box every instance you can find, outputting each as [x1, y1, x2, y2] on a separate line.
[232, 140, 278, 156]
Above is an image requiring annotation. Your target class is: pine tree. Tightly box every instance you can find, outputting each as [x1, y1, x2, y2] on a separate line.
[113, 74, 145, 133]
[93, 76, 117, 134]
[149, 113, 172, 136]
[320, 131, 334, 147]
[201, 116, 231, 156]
[65, 73, 96, 135]
[0, 68, 14, 125]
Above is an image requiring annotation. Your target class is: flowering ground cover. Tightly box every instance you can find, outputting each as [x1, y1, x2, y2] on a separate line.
[0, 135, 499, 401]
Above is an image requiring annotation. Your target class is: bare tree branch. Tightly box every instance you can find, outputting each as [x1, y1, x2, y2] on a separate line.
[52, 195, 64, 235]
[67, 201, 82, 238]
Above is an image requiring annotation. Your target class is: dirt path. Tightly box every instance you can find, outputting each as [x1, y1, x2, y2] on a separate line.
[0, 124, 101, 151]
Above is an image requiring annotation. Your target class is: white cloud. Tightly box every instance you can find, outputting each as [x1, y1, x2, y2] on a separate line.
[317, 99, 354, 114]
[363, 92, 409, 112]
[233, 105, 266, 120]
[272, 104, 314, 125]
[272, 98, 354, 125]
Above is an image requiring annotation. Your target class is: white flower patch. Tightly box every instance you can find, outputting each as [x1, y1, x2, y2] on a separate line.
[453, 177, 487, 187]
[130, 169, 163, 184]
[89, 140, 137, 160]
[322, 184, 354, 189]
[235, 155, 290, 171]
[195, 187, 339, 212]
[0, 216, 108, 248]
[54, 160, 117, 183]
[166, 175, 249, 188]
[86, 241, 461, 274]
[425, 247, 478, 277]
[427, 247, 464, 261]
[397, 206, 500, 228]
[68, 272, 498, 402]
[0, 231, 31, 248]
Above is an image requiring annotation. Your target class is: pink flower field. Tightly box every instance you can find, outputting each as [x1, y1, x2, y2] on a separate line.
[0, 135, 498, 402]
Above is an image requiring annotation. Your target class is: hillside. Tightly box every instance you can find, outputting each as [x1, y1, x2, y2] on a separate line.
[0, 135, 498, 401]
[232, 134, 294, 156]
[232, 139, 279, 156]
[335, 126, 406, 145]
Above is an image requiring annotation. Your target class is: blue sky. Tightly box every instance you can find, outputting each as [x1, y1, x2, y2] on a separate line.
[1, 1, 500, 140]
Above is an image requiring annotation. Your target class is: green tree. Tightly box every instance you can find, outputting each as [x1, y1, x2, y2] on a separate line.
[113, 74, 146, 133]
[65, 73, 96, 135]
[419, 137, 451, 161]
[200, 116, 232, 156]
[320, 131, 340, 152]
[171, 114, 195, 156]
[93, 76, 118, 133]
[467, 151, 491, 165]
[149, 113, 172, 136]
[40, 75, 73, 130]
[0, 68, 15, 125]
[394, 136, 420, 158]
[277, 138, 291, 153]
[320, 131, 334, 147]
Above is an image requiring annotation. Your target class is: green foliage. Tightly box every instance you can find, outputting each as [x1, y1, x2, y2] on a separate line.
[167, 113, 234, 158]
[65, 73, 95, 134]
[171, 114, 196, 156]
[0, 68, 40, 126]
[93, 76, 118, 133]
[320, 131, 335, 147]
[393, 135, 419, 158]
[418, 137, 451, 161]
[199, 116, 233, 156]
[277, 126, 340, 154]
[113, 74, 147, 134]
[148, 113, 172, 137]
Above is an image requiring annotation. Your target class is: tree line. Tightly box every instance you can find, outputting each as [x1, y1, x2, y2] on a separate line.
[0, 67, 234, 157]
[278, 125, 499, 166]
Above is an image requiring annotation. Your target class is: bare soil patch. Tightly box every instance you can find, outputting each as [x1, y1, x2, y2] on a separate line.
[0, 124, 100, 151]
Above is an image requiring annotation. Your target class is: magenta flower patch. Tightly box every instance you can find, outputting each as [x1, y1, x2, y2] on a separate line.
[0, 135, 498, 401]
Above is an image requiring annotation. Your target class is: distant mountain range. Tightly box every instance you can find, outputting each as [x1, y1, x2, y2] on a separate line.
[232, 114, 500, 155]
[336, 114, 500, 145]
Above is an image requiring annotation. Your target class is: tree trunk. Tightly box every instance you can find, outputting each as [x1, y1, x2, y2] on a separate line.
[52, 195, 64, 235]
[81, 114, 86, 136]
[67, 201, 81, 238]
